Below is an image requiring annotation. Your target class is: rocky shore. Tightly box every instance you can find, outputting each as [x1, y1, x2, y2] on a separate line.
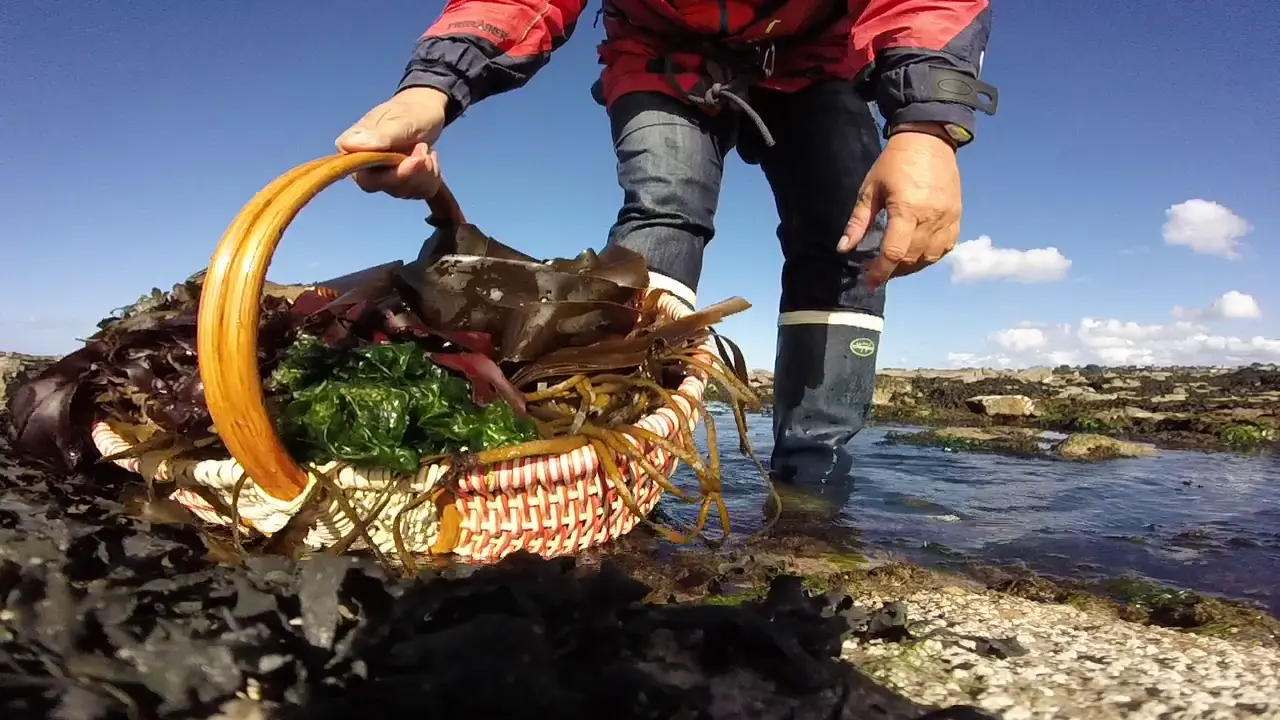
[5, 351, 1280, 718]
[733, 364, 1280, 456]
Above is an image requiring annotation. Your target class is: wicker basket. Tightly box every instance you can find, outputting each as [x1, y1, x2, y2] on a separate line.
[90, 152, 714, 563]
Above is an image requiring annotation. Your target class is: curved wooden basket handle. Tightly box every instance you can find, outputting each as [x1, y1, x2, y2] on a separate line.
[197, 152, 465, 501]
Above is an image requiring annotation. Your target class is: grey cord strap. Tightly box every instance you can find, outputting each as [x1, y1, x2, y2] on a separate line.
[663, 54, 777, 148]
[697, 83, 775, 147]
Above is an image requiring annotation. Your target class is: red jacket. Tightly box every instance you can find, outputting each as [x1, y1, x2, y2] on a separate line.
[398, 0, 995, 141]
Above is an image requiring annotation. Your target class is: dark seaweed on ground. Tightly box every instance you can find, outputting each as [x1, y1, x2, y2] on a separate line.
[0, 436, 993, 720]
[909, 377, 1054, 409]
[1199, 366, 1280, 394]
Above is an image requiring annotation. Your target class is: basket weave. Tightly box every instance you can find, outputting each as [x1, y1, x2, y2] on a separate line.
[90, 152, 713, 563]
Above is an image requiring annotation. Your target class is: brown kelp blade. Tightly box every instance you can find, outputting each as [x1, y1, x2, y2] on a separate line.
[490, 300, 644, 365]
[413, 223, 539, 266]
[543, 243, 650, 291]
[312, 260, 406, 297]
[509, 297, 752, 388]
[396, 236, 651, 363]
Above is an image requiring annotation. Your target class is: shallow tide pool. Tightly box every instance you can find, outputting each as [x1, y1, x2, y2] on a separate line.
[663, 409, 1280, 615]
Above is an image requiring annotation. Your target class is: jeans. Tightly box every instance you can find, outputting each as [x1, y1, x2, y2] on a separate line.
[605, 82, 888, 483]
[606, 82, 885, 316]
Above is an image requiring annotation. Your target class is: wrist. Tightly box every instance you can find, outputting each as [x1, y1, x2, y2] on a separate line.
[396, 71, 470, 124]
[887, 122, 959, 152]
[396, 86, 451, 111]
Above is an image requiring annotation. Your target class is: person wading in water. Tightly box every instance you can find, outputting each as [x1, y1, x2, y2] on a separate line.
[334, 0, 999, 490]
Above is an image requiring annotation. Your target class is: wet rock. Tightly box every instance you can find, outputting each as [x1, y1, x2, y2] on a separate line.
[1055, 386, 1118, 402]
[1219, 407, 1271, 420]
[874, 376, 916, 407]
[942, 426, 1035, 442]
[880, 369, 999, 383]
[873, 386, 893, 407]
[1093, 406, 1165, 423]
[880, 427, 1041, 459]
[963, 395, 1038, 417]
[1010, 367, 1055, 383]
[747, 369, 773, 389]
[1054, 433, 1156, 460]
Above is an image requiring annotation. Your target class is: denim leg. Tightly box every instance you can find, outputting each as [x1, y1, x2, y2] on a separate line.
[742, 81, 888, 484]
[746, 81, 886, 316]
[606, 92, 733, 303]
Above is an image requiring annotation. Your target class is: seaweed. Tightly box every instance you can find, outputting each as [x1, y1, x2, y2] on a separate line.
[269, 337, 535, 474]
[398, 224, 649, 362]
[5, 272, 301, 471]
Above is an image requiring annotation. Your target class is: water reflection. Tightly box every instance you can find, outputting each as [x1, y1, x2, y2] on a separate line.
[662, 410, 1280, 615]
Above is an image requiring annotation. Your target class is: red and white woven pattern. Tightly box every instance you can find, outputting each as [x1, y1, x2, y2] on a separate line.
[90, 290, 710, 562]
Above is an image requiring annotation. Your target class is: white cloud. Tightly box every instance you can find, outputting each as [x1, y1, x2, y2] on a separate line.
[946, 236, 1072, 284]
[1209, 290, 1262, 319]
[954, 314, 1280, 368]
[1161, 200, 1253, 259]
[947, 352, 1013, 368]
[946, 352, 984, 367]
[990, 327, 1048, 353]
[1171, 290, 1262, 321]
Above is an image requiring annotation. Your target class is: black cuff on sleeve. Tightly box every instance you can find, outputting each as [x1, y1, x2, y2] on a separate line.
[397, 37, 496, 125]
[884, 101, 977, 137]
[874, 59, 998, 141]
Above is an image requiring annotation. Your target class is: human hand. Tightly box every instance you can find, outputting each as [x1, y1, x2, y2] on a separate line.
[334, 87, 451, 200]
[839, 124, 963, 289]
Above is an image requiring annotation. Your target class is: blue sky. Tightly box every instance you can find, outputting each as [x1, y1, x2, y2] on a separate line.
[2, 1, 1278, 369]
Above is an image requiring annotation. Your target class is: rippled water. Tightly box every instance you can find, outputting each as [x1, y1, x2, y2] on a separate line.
[664, 409, 1280, 615]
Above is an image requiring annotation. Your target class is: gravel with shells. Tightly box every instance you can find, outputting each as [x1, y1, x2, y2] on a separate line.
[842, 585, 1280, 719]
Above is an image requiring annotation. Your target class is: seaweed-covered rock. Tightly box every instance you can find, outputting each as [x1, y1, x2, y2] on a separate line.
[964, 395, 1038, 417]
[1, 417, 990, 720]
[880, 427, 1042, 459]
[1054, 433, 1156, 460]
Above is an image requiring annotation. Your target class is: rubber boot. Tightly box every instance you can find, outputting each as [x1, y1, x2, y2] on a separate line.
[769, 314, 881, 494]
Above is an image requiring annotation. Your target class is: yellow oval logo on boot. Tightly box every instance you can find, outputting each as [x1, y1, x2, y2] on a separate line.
[849, 338, 876, 357]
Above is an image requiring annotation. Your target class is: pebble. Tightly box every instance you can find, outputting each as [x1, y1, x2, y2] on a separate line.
[842, 587, 1280, 719]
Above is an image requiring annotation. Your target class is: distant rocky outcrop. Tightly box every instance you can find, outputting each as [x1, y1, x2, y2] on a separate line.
[737, 364, 1280, 454]
[879, 425, 1159, 462]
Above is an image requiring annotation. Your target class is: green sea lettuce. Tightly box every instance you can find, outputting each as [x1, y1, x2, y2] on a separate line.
[269, 336, 536, 474]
